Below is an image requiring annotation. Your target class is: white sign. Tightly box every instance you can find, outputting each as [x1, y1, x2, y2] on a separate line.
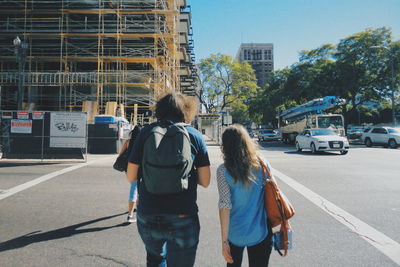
[17, 112, 29, 119]
[50, 112, 86, 148]
[223, 115, 232, 125]
[32, 112, 44, 120]
[11, 119, 32, 134]
[2, 111, 13, 119]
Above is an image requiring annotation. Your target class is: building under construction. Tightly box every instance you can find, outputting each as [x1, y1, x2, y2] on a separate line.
[0, 0, 198, 122]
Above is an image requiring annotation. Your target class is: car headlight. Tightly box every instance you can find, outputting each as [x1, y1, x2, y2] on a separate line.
[317, 140, 327, 143]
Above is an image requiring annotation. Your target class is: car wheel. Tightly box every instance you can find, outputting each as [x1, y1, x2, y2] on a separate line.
[310, 143, 316, 154]
[388, 139, 398, 149]
[296, 142, 302, 152]
[340, 150, 348, 155]
[365, 138, 372, 147]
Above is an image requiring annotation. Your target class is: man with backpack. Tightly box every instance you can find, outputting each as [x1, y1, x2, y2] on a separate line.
[127, 93, 211, 267]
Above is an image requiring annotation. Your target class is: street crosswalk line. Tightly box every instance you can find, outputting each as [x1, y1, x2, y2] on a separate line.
[0, 156, 115, 201]
[272, 167, 400, 266]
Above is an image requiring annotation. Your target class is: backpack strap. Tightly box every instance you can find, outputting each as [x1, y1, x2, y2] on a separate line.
[171, 122, 191, 140]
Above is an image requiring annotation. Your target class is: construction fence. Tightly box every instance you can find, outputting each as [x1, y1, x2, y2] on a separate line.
[0, 110, 131, 160]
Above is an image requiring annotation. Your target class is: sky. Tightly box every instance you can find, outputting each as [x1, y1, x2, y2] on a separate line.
[190, 0, 400, 70]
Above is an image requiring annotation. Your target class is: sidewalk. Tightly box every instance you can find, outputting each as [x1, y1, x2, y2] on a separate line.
[202, 134, 219, 146]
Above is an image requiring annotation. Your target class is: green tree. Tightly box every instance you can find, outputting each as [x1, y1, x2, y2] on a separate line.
[250, 27, 399, 125]
[249, 68, 292, 125]
[199, 54, 259, 116]
[334, 28, 393, 105]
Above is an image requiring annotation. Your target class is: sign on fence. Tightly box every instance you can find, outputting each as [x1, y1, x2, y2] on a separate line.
[32, 112, 44, 120]
[50, 112, 86, 148]
[11, 119, 32, 134]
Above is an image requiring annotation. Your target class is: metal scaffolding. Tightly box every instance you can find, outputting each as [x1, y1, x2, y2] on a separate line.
[0, 0, 187, 116]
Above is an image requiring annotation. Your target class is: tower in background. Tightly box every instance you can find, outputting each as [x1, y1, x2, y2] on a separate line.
[236, 43, 274, 88]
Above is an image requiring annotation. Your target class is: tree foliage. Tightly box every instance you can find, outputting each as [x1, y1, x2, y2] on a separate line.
[198, 27, 400, 126]
[251, 27, 400, 125]
[199, 54, 259, 119]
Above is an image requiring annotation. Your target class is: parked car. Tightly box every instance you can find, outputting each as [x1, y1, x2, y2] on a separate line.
[246, 128, 254, 138]
[362, 127, 400, 148]
[346, 124, 367, 139]
[258, 129, 279, 141]
[295, 128, 350, 155]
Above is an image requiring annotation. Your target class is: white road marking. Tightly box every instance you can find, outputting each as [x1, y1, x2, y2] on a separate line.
[271, 167, 400, 266]
[0, 157, 115, 201]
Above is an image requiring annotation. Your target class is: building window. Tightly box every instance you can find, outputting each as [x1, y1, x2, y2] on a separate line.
[257, 50, 262, 60]
[264, 50, 272, 60]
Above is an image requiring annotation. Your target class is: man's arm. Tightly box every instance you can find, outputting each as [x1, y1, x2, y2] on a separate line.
[197, 165, 211, 188]
[126, 163, 139, 183]
[118, 140, 129, 156]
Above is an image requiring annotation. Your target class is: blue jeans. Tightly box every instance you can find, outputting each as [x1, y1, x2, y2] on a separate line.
[129, 181, 138, 202]
[137, 213, 200, 267]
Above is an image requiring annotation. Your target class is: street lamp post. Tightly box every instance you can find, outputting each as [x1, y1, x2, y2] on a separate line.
[13, 36, 28, 110]
[371, 45, 396, 126]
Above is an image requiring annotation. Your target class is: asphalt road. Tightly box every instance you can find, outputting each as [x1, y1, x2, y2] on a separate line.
[0, 141, 399, 266]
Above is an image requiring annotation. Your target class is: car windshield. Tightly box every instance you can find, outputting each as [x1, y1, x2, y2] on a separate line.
[388, 128, 400, 133]
[311, 129, 337, 136]
[317, 116, 343, 129]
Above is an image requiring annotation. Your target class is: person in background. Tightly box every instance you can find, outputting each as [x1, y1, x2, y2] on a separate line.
[118, 125, 141, 223]
[217, 124, 272, 267]
[127, 93, 211, 267]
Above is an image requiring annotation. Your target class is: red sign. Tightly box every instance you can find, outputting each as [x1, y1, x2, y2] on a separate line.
[11, 119, 32, 134]
[32, 112, 44, 120]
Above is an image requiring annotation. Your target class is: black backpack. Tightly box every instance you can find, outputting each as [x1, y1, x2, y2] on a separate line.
[142, 122, 193, 194]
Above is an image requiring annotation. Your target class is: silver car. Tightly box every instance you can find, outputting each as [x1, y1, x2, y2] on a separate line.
[258, 129, 279, 141]
[362, 127, 400, 148]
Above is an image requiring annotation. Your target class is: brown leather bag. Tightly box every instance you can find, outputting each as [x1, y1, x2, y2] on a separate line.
[260, 159, 295, 256]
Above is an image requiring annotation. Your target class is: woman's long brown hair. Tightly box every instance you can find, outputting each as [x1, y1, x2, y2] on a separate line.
[221, 124, 259, 184]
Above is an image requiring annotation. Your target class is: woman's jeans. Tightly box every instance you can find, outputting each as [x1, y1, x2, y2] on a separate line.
[137, 213, 200, 267]
[228, 236, 273, 267]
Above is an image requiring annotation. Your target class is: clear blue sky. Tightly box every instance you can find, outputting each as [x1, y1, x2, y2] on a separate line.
[190, 0, 400, 69]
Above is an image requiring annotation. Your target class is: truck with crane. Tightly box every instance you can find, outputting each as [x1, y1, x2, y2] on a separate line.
[278, 96, 346, 144]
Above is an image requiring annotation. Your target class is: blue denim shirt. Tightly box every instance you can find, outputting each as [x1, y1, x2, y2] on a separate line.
[217, 163, 268, 246]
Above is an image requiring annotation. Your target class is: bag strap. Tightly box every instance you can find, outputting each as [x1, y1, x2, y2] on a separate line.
[259, 157, 291, 257]
[258, 157, 276, 183]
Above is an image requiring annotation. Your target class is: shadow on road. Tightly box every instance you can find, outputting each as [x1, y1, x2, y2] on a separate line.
[284, 151, 343, 156]
[0, 212, 129, 252]
[257, 140, 294, 152]
[0, 162, 62, 168]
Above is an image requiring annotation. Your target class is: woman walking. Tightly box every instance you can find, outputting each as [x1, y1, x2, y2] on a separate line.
[217, 124, 272, 267]
[118, 125, 141, 223]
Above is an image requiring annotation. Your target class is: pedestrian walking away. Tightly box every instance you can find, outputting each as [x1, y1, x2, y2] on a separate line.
[118, 125, 142, 223]
[217, 124, 273, 267]
[126, 93, 211, 267]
